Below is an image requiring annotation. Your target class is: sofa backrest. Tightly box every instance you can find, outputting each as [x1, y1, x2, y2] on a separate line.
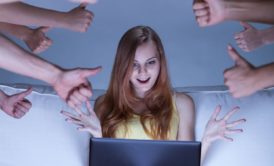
[0, 84, 101, 166]
[177, 86, 274, 166]
[0, 84, 273, 166]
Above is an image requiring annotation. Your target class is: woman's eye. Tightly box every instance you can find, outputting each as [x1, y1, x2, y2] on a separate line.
[148, 60, 156, 65]
[133, 63, 139, 69]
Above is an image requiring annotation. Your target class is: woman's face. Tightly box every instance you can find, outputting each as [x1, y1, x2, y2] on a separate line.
[129, 40, 160, 98]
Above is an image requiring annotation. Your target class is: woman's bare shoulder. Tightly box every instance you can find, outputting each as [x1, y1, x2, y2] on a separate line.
[174, 92, 195, 114]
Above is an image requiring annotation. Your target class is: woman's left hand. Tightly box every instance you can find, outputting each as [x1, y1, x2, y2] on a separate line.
[203, 105, 246, 144]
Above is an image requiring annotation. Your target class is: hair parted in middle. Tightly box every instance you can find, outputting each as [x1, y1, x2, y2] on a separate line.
[96, 26, 174, 140]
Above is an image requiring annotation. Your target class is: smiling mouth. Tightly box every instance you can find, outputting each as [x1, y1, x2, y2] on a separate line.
[137, 78, 150, 84]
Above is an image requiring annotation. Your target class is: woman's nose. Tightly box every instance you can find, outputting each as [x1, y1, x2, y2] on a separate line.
[138, 65, 147, 74]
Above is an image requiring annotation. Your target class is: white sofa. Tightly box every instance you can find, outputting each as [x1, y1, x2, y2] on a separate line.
[0, 84, 273, 166]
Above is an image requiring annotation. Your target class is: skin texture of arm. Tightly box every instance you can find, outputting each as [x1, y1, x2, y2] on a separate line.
[193, 0, 274, 27]
[0, 34, 61, 84]
[0, 22, 52, 53]
[0, 0, 20, 4]
[175, 92, 195, 141]
[235, 22, 274, 52]
[0, 2, 94, 32]
[224, 45, 274, 98]
[0, 34, 101, 108]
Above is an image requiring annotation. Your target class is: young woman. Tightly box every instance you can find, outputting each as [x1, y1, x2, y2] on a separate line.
[62, 25, 246, 164]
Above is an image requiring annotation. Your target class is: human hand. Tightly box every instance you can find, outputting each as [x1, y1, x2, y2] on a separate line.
[0, 88, 32, 119]
[224, 45, 259, 98]
[202, 105, 245, 144]
[52, 66, 101, 109]
[23, 26, 52, 54]
[64, 3, 94, 32]
[61, 101, 102, 137]
[193, 0, 226, 27]
[234, 22, 264, 52]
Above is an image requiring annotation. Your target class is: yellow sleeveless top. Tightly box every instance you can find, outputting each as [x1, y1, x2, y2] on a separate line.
[114, 96, 179, 140]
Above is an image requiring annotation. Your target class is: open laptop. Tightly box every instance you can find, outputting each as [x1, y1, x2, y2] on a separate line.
[89, 138, 201, 166]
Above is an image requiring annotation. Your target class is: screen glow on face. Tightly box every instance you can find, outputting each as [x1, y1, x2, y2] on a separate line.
[130, 41, 160, 98]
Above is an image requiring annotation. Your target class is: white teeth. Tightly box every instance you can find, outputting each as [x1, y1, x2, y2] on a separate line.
[137, 78, 150, 82]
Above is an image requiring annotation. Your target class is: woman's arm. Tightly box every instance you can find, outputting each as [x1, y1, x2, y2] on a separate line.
[176, 92, 195, 141]
[201, 105, 246, 165]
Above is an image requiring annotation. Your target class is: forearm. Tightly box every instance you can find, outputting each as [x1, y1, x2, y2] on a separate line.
[0, 22, 32, 40]
[0, 34, 62, 85]
[261, 26, 274, 45]
[0, 0, 20, 4]
[0, 2, 67, 28]
[254, 62, 274, 90]
[224, 1, 274, 24]
[200, 137, 211, 165]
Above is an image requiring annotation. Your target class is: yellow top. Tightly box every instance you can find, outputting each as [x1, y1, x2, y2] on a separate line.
[114, 96, 179, 140]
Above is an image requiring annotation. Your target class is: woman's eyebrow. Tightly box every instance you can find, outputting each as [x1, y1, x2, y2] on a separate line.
[146, 57, 157, 61]
[134, 56, 157, 62]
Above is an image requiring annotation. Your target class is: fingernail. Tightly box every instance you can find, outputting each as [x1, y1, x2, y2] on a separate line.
[227, 44, 232, 50]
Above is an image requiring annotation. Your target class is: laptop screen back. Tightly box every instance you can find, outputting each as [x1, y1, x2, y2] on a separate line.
[89, 138, 201, 166]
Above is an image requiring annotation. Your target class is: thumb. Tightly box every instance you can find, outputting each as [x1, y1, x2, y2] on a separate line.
[12, 87, 32, 101]
[81, 66, 102, 78]
[240, 21, 254, 30]
[79, 2, 88, 8]
[227, 45, 248, 67]
[39, 26, 51, 33]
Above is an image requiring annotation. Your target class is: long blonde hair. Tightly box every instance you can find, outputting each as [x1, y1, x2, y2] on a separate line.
[96, 26, 173, 139]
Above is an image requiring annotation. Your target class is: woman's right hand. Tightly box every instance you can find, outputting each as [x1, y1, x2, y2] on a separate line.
[61, 101, 102, 137]
[202, 105, 246, 144]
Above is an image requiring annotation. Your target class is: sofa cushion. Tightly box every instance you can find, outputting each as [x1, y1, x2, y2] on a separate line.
[0, 84, 98, 166]
[1, 84, 273, 166]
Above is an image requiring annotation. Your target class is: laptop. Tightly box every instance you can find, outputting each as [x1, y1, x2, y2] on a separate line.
[89, 138, 201, 166]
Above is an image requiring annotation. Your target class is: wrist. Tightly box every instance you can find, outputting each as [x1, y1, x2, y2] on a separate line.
[46, 66, 64, 87]
[254, 65, 274, 90]
[224, 1, 254, 21]
[222, 1, 231, 22]
[56, 12, 70, 29]
[0, 91, 8, 109]
[202, 136, 211, 145]
[261, 28, 274, 45]
[20, 27, 33, 41]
